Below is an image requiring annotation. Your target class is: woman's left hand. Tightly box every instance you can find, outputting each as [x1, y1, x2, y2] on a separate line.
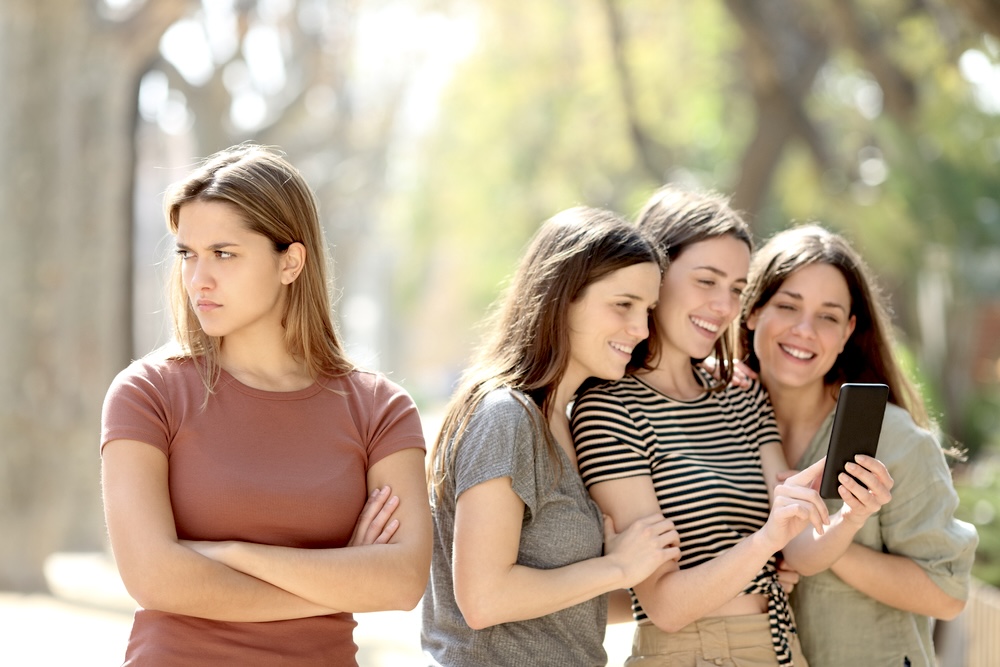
[836, 455, 893, 526]
[776, 557, 800, 594]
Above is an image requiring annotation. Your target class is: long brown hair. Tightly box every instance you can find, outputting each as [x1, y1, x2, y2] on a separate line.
[163, 143, 352, 394]
[428, 207, 662, 499]
[739, 224, 928, 427]
[635, 184, 753, 388]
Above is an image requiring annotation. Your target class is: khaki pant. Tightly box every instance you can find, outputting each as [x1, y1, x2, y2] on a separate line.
[625, 614, 808, 667]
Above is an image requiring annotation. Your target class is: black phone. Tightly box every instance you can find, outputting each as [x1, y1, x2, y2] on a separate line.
[818, 383, 889, 499]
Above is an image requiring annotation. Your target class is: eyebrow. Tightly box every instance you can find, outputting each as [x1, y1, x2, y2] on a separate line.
[777, 288, 848, 312]
[175, 241, 240, 251]
[694, 265, 748, 284]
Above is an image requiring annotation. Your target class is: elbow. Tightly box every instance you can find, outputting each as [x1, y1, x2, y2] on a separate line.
[641, 599, 689, 634]
[454, 582, 503, 630]
[455, 592, 497, 630]
[935, 595, 967, 621]
[373, 560, 429, 612]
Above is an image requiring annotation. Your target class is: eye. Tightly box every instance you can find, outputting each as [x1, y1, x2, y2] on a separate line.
[776, 303, 795, 311]
[731, 287, 744, 297]
[697, 279, 716, 287]
[176, 249, 193, 260]
[215, 250, 235, 259]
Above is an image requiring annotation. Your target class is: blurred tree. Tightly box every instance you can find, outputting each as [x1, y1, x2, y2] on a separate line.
[0, 0, 426, 593]
[397, 0, 1000, 453]
[0, 0, 194, 591]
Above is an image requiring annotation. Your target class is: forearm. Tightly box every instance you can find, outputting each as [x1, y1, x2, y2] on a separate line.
[637, 531, 776, 633]
[206, 540, 428, 613]
[829, 543, 966, 619]
[125, 540, 335, 621]
[456, 553, 626, 630]
[782, 511, 866, 576]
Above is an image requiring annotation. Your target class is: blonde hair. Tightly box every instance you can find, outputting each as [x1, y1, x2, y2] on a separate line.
[163, 143, 352, 394]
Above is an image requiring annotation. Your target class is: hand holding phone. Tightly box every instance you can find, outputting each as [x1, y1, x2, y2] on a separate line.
[818, 383, 889, 499]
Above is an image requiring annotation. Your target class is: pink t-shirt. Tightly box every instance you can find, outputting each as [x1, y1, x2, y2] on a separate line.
[101, 355, 425, 666]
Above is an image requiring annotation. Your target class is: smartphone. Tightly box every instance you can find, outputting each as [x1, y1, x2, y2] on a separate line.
[818, 383, 889, 499]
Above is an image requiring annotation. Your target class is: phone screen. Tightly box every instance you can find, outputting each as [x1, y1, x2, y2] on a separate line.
[818, 383, 889, 499]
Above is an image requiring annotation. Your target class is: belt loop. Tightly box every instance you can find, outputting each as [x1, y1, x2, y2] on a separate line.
[696, 618, 730, 661]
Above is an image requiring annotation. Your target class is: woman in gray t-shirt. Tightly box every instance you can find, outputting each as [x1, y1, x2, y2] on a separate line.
[421, 207, 681, 666]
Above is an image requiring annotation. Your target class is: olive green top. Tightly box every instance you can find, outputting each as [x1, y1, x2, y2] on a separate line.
[790, 403, 978, 667]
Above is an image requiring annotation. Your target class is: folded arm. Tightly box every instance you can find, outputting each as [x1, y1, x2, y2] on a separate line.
[187, 448, 432, 613]
[102, 439, 336, 621]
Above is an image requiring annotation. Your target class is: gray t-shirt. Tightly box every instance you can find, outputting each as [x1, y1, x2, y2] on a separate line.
[421, 388, 608, 667]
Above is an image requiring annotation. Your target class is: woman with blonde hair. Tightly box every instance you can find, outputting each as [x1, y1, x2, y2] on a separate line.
[421, 207, 681, 667]
[101, 144, 431, 665]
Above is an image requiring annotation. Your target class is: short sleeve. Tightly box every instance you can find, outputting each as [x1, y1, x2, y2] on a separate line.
[571, 387, 651, 488]
[365, 373, 426, 468]
[879, 409, 979, 601]
[452, 389, 541, 516]
[100, 360, 172, 456]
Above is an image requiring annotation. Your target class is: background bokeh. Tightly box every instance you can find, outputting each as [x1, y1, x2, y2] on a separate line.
[2, 0, 998, 663]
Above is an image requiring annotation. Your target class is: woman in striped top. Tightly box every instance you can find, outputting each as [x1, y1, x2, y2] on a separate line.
[571, 187, 893, 667]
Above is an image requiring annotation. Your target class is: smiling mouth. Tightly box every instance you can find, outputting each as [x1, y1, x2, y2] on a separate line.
[779, 343, 815, 360]
[609, 342, 634, 356]
[691, 316, 721, 334]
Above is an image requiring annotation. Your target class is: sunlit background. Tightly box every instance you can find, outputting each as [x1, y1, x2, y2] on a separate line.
[2, 0, 1000, 664]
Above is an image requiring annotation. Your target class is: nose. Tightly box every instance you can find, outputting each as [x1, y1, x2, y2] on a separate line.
[710, 290, 739, 320]
[185, 257, 214, 292]
[790, 314, 816, 338]
[628, 311, 650, 340]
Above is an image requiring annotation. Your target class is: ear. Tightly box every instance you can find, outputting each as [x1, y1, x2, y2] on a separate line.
[838, 314, 857, 352]
[280, 242, 306, 285]
[745, 310, 758, 331]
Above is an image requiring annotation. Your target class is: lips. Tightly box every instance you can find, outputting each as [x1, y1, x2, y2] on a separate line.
[779, 343, 815, 361]
[609, 341, 634, 358]
[195, 299, 221, 312]
[690, 316, 721, 334]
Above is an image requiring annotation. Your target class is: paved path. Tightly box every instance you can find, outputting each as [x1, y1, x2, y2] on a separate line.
[1, 552, 634, 666]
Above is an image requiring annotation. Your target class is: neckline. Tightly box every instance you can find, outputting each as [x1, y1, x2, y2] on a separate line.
[218, 367, 327, 400]
[631, 368, 713, 404]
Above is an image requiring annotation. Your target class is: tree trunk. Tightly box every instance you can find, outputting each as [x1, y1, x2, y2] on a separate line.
[0, 0, 187, 591]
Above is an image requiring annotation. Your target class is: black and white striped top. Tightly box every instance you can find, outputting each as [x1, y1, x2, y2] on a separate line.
[571, 369, 797, 665]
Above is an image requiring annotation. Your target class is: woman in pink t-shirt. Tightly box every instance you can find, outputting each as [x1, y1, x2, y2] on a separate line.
[101, 144, 431, 665]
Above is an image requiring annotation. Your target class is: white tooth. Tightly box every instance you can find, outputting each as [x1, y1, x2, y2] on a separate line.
[692, 317, 719, 333]
[780, 344, 813, 360]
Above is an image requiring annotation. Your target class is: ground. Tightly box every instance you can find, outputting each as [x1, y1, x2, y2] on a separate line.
[0, 552, 636, 666]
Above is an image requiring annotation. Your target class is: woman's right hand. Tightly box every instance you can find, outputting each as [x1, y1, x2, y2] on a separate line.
[603, 513, 681, 588]
[347, 485, 400, 547]
[762, 459, 831, 549]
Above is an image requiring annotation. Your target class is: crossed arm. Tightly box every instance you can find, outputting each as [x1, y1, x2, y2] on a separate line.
[102, 440, 431, 622]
